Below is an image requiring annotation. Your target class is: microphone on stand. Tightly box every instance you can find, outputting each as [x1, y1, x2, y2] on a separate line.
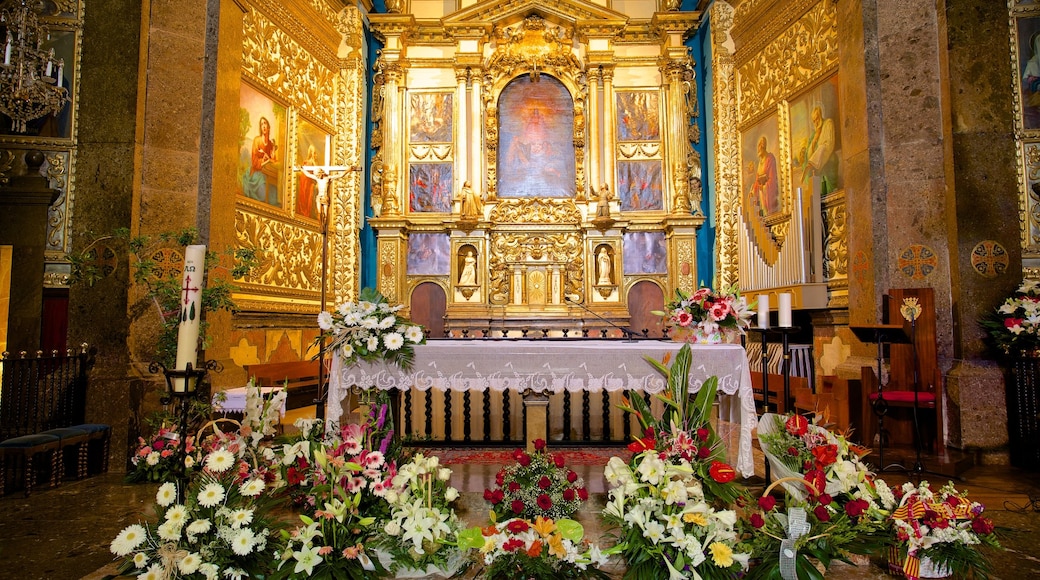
[563, 295, 643, 342]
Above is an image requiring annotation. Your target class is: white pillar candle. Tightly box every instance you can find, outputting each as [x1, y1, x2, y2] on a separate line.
[778, 292, 793, 328]
[173, 245, 207, 392]
[324, 135, 331, 166]
[757, 294, 770, 329]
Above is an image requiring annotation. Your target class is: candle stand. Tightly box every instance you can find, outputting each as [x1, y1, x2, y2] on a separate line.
[150, 359, 220, 501]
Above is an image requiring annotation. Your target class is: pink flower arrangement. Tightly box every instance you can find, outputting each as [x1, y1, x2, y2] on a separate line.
[654, 285, 754, 343]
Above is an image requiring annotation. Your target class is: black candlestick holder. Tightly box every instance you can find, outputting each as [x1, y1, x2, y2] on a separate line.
[150, 359, 220, 501]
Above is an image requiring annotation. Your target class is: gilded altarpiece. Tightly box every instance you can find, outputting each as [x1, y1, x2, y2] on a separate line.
[368, 3, 703, 333]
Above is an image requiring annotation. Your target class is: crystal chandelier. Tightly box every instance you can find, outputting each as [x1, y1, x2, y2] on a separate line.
[0, 0, 68, 133]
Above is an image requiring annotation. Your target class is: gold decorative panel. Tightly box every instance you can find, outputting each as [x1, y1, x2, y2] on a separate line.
[488, 232, 583, 305]
[488, 198, 582, 224]
[710, 1, 741, 289]
[235, 210, 322, 293]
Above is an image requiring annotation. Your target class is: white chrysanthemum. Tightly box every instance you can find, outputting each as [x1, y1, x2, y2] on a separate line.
[156, 482, 177, 507]
[205, 449, 236, 473]
[187, 518, 212, 537]
[230, 508, 255, 529]
[239, 478, 265, 497]
[383, 332, 404, 351]
[230, 528, 257, 555]
[165, 504, 188, 526]
[145, 451, 160, 466]
[379, 315, 397, 329]
[366, 336, 379, 351]
[111, 524, 147, 556]
[133, 551, 149, 568]
[198, 483, 226, 507]
[317, 311, 334, 330]
[177, 552, 201, 575]
[141, 563, 165, 580]
[157, 519, 181, 541]
[404, 325, 425, 343]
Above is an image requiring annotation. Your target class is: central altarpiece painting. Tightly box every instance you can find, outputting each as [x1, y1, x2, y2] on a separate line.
[367, 2, 704, 336]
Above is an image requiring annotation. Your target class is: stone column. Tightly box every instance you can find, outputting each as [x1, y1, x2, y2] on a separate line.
[455, 67, 468, 192]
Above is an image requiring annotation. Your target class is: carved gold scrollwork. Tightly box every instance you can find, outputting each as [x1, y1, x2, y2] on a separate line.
[488, 231, 584, 305]
[236, 211, 322, 292]
[488, 199, 582, 224]
[823, 192, 848, 280]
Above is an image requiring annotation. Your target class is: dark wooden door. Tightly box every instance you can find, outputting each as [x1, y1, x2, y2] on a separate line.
[410, 282, 447, 338]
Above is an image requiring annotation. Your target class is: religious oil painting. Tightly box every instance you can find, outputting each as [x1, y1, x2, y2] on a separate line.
[740, 114, 781, 217]
[409, 163, 453, 213]
[294, 119, 330, 220]
[789, 75, 842, 198]
[0, 28, 76, 138]
[238, 82, 287, 208]
[1017, 16, 1040, 131]
[616, 160, 664, 211]
[623, 232, 667, 275]
[409, 92, 453, 143]
[616, 91, 660, 141]
[497, 74, 576, 198]
[407, 233, 450, 276]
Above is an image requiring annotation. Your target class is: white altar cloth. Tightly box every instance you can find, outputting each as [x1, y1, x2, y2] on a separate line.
[328, 340, 757, 477]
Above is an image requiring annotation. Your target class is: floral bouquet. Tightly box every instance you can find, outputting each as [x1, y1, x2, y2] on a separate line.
[126, 425, 196, 484]
[877, 480, 1001, 580]
[739, 475, 891, 580]
[317, 286, 426, 371]
[483, 439, 589, 522]
[980, 279, 1040, 357]
[111, 428, 285, 578]
[457, 516, 615, 580]
[756, 412, 876, 502]
[653, 284, 754, 344]
[238, 378, 287, 445]
[373, 453, 469, 577]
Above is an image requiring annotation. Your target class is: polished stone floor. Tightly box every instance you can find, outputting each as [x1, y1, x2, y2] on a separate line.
[1, 431, 1039, 579]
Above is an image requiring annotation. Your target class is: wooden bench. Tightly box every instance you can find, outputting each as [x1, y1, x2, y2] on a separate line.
[243, 360, 322, 411]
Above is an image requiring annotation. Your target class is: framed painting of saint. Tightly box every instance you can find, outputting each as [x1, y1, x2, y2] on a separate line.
[497, 74, 576, 198]
[1017, 16, 1040, 131]
[623, 232, 667, 275]
[238, 82, 287, 208]
[740, 114, 781, 217]
[409, 92, 453, 143]
[409, 163, 453, 213]
[407, 233, 450, 276]
[616, 91, 660, 142]
[788, 74, 842, 197]
[617, 160, 664, 211]
[295, 119, 330, 220]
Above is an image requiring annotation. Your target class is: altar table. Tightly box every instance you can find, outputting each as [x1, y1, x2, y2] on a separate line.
[328, 340, 757, 477]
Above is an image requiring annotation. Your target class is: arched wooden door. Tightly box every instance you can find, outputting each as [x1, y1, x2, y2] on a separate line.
[409, 282, 446, 338]
[627, 281, 665, 338]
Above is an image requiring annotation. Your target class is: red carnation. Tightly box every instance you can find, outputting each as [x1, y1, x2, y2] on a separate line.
[813, 504, 831, 522]
[567, 470, 578, 483]
[787, 446, 799, 456]
[578, 488, 589, 501]
[785, 414, 809, 436]
[553, 454, 565, 468]
[534, 438, 547, 451]
[153, 440, 165, 450]
[696, 427, 710, 442]
[709, 460, 736, 483]
[503, 538, 525, 552]
[538, 476, 552, 489]
[758, 496, 777, 511]
[563, 488, 576, 501]
[537, 494, 553, 511]
[750, 513, 765, 529]
[506, 519, 530, 534]
[511, 500, 524, 514]
[812, 444, 839, 468]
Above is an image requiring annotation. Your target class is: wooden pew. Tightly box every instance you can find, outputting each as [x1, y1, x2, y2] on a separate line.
[242, 360, 322, 410]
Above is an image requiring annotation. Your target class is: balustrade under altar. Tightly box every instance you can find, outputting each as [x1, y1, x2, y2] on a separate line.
[328, 339, 758, 477]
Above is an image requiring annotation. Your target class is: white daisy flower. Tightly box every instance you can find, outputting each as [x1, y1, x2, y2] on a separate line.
[187, 518, 212, 536]
[141, 563, 165, 580]
[317, 311, 334, 330]
[366, 336, 379, 351]
[198, 482, 226, 507]
[177, 552, 201, 575]
[239, 478, 265, 497]
[230, 528, 257, 555]
[156, 482, 177, 506]
[110, 524, 147, 556]
[405, 325, 425, 343]
[165, 504, 188, 526]
[157, 519, 181, 541]
[230, 508, 255, 529]
[205, 449, 236, 473]
[133, 551, 149, 568]
[383, 332, 404, 351]
[145, 451, 160, 466]
[184, 454, 195, 469]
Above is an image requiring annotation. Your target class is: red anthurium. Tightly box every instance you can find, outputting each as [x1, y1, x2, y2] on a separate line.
[785, 414, 809, 436]
[709, 460, 736, 483]
[628, 436, 656, 452]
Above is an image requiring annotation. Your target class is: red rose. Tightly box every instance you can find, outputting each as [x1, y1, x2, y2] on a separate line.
[496, 470, 505, 486]
[758, 496, 777, 511]
[534, 439, 547, 451]
[493, 489, 504, 504]
[553, 454, 565, 468]
[813, 505, 831, 522]
[563, 488, 576, 501]
[787, 446, 799, 456]
[503, 538, 525, 552]
[696, 427, 710, 442]
[483, 489, 495, 501]
[698, 446, 712, 459]
[509, 482, 521, 493]
[538, 476, 552, 490]
[537, 494, 553, 510]
[971, 517, 995, 535]
[750, 513, 765, 529]
[818, 494, 832, 506]
[709, 460, 736, 483]
[567, 470, 578, 483]
[578, 488, 589, 501]
[844, 499, 867, 518]
[517, 453, 532, 467]
[785, 414, 809, 436]
[506, 519, 529, 534]
[510, 500, 525, 513]
[512, 448, 525, 460]
[811, 444, 839, 468]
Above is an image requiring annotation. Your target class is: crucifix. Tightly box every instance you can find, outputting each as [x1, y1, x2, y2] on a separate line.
[294, 164, 360, 226]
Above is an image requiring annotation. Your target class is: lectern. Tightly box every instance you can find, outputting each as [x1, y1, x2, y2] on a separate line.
[850, 323, 908, 471]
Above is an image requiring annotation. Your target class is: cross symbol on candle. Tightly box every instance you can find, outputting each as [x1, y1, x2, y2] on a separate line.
[181, 275, 200, 322]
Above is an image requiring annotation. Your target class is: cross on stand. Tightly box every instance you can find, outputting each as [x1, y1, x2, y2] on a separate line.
[295, 164, 361, 226]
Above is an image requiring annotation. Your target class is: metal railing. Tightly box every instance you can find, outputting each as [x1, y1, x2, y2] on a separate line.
[0, 343, 91, 440]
